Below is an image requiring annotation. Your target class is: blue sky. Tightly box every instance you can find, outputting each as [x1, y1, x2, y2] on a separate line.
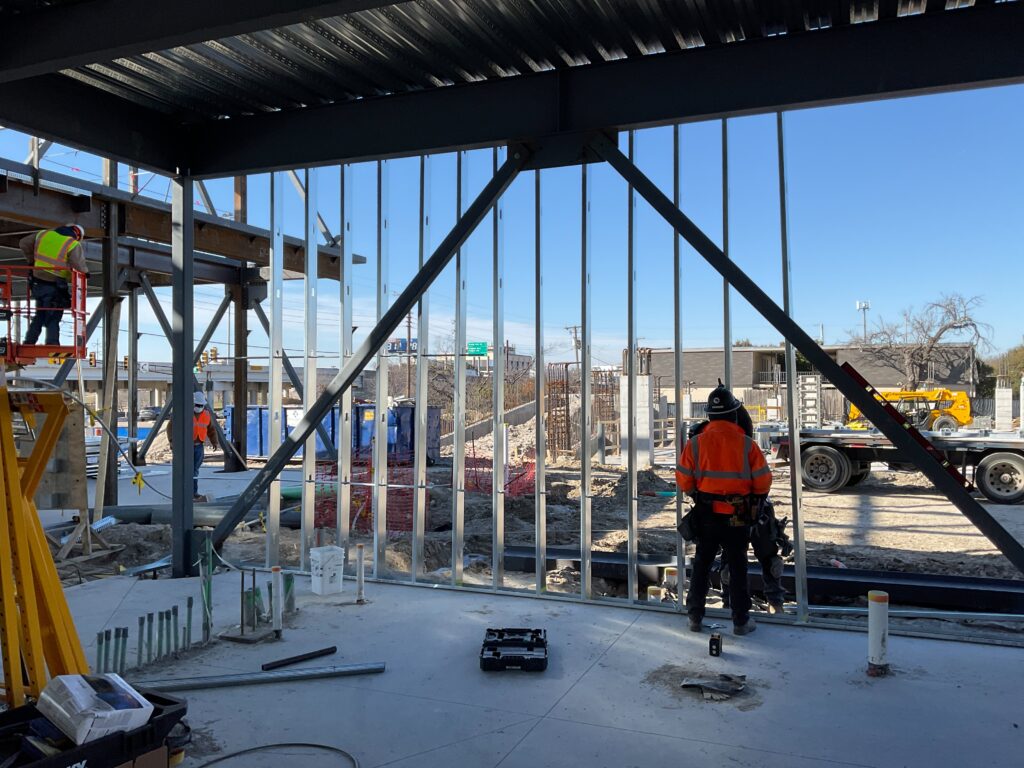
[2, 83, 1021, 368]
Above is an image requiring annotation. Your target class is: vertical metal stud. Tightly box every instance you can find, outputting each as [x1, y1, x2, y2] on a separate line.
[626, 132, 639, 603]
[373, 160, 390, 577]
[127, 289, 139, 465]
[721, 118, 732, 389]
[672, 125, 687, 610]
[301, 168, 319, 571]
[534, 169, 547, 595]
[777, 112, 809, 621]
[412, 156, 431, 581]
[452, 152, 469, 586]
[580, 163, 593, 601]
[299, 171, 319, 573]
[267, 172, 285, 568]
[170, 175, 194, 577]
[338, 165, 354, 562]
[492, 147, 506, 590]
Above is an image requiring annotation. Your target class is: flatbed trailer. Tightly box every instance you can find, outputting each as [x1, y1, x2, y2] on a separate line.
[768, 427, 1024, 504]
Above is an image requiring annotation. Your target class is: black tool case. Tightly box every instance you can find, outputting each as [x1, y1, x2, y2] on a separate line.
[0, 690, 186, 768]
[480, 628, 548, 671]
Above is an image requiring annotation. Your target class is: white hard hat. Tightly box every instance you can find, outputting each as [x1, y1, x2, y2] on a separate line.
[65, 223, 85, 241]
[193, 391, 207, 406]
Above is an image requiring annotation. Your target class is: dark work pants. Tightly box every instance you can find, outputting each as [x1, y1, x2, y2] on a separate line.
[721, 530, 784, 605]
[24, 279, 70, 345]
[687, 511, 751, 627]
[193, 442, 205, 497]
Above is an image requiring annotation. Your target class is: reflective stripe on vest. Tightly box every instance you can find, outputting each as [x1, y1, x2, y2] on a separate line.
[193, 410, 211, 443]
[33, 231, 77, 280]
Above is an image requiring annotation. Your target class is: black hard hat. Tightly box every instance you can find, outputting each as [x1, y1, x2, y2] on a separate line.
[706, 379, 742, 416]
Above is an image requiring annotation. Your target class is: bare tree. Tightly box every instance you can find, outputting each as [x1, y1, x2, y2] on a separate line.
[852, 294, 991, 390]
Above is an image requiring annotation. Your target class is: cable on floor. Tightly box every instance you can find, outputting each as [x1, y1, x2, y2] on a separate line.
[192, 742, 359, 768]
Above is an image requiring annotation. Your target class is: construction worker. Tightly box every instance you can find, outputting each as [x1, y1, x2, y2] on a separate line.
[166, 391, 218, 501]
[18, 224, 89, 345]
[714, 405, 792, 614]
[676, 381, 772, 635]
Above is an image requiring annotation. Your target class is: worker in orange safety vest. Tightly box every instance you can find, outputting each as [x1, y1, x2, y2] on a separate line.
[166, 390, 219, 500]
[676, 380, 772, 636]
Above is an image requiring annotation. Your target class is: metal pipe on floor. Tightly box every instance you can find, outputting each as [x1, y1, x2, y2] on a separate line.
[138, 663, 386, 693]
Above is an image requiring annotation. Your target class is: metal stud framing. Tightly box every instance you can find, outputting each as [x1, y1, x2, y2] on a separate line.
[491, 147, 506, 589]
[672, 125, 687, 610]
[721, 119, 732, 389]
[412, 156, 431, 581]
[626, 131, 638, 603]
[266, 171, 285, 567]
[373, 160, 390, 577]
[451, 152, 469, 586]
[579, 162, 592, 601]
[301, 167, 318, 571]
[534, 169, 547, 595]
[337, 165, 355, 562]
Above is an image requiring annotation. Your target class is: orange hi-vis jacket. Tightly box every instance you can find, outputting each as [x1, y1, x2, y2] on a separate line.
[193, 410, 211, 444]
[675, 420, 773, 514]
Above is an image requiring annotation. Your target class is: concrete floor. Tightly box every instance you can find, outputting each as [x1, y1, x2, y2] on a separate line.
[64, 574, 1020, 768]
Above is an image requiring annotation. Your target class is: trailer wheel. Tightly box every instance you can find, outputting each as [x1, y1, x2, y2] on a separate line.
[802, 446, 852, 492]
[976, 453, 1024, 504]
[846, 463, 871, 487]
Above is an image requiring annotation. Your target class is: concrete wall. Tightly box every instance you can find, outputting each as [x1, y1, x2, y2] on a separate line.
[439, 400, 536, 447]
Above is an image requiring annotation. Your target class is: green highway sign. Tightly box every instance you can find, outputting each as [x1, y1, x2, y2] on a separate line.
[466, 341, 488, 356]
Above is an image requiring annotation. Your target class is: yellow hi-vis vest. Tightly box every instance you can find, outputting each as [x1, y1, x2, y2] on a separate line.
[33, 230, 78, 280]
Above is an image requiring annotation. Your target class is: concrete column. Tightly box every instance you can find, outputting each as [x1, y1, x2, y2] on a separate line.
[620, 374, 654, 468]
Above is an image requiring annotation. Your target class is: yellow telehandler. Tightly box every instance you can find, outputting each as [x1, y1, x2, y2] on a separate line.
[847, 388, 972, 432]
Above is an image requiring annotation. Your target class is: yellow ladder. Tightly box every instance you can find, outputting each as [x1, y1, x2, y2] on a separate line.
[0, 387, 88, 706]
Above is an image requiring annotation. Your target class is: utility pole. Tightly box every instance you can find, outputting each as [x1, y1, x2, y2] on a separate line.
[856, 300, 871, 341]
[565, 325, 581, 365]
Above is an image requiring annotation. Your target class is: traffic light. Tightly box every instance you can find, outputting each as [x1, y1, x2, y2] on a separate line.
[88, 351, 96, 367]
[123, 355, 129, 371]
[202, 350, 209, 367]
[210, 347, 218, 362]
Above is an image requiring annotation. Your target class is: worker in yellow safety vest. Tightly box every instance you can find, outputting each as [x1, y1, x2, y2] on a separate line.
[166, 391, 219, 501]
[18, 224, 89, 345]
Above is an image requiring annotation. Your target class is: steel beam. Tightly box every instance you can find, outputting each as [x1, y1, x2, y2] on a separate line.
[212, 147, 528, 547]
[170, 176, 195, 578]
[337, 166, 354, 559]
[491, 147, 505, 589]
[411, 156, 431, 581]
[128, 288, 139, 465]
[252, 302, 336, 458]
[591, 135, 1024, 576]
[301, 168, 319, 571]
[288, 170, 336, 245]
[777, 112, 809, 620]
[186, 5, 1024, 177]
[373, 161, 390, 577]
[533, 169, 546, 595]
[580, 162, 592, 601]
[0, 1, 397, 84]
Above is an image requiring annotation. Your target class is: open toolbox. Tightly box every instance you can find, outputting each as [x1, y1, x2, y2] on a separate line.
[480, 628, 548, 671]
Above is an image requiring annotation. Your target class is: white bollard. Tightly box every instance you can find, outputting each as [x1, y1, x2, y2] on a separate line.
[271, 566, 284, 638]
[356, 543, 366, 604]
[867, 590, 889, 676]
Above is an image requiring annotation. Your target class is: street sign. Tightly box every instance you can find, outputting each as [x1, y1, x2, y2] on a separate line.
[466, 341, 488, 356]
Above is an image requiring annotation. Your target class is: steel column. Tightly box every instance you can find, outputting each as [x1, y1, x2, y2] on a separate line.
[96, 158, 121, 512]
[127, 288, 139, 465]
[373, 160, 390, 577]
[591, 135, 1024, 576]
[213, 148, 526, 549]
[580, 163, 592, 601]
[266, 172, 285, 566]
[721, 119, 732, 389]
[226, 283, 248, 472]
[672, 125, 686, 610]
[534, 169, 547, 595]
[301, 168, 318, 571]
[626, 132, 638, 603]
[412, 156, 431, 581]
[451, 151, 469, 586]
[170, 175, 194, 578]
[777, 112, 809, 620]
[491, 147, 505, 589]
[252, 303, 335, 457]
[337, 165, 354, 559]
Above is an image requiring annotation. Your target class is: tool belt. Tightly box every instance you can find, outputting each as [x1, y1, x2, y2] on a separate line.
[751, 497, 794, 557]
[693, 491, 755, 526]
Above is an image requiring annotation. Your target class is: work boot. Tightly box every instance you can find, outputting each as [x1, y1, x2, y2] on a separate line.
[768, 602, 785, 615]
[688, 617, 703, 633]
[734, 618, 757, 636]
